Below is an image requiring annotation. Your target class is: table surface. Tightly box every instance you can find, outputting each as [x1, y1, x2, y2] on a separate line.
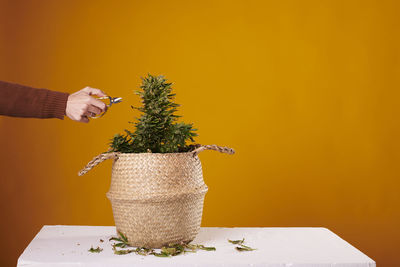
[17, 226, 375, 267]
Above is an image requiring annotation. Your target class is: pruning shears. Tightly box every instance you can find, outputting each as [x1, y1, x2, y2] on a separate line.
[90, 96, 123, 119]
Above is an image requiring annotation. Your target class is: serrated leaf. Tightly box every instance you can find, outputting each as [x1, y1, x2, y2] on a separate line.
[118, 231, 129, 243]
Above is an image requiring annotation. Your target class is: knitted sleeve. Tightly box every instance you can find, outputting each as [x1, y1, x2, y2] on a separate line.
[0, 81, 69, 119]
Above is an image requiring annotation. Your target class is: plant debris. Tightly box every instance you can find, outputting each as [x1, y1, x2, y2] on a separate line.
[88, 246, 103, 253]
[109, 231, 215, 257]
[228, 238, 256, 251]
[228, 238, 245, 245]
[235, 244, 256, 251]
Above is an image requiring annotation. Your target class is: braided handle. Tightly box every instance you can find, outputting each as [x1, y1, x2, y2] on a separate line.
[78, 145, 234, 176]
[78, 152, 118, 176]
[192, 145, 235, 156]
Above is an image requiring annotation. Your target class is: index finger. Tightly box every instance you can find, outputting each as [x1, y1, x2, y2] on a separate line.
[83, 87, 107, 97]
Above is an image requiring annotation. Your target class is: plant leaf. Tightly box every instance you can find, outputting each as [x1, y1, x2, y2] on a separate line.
[153, 252, 170, 257]
[235, 245, 256, 251]
[197, 245, 216, 251]
[118, 231, 129, 243]
[113, 242, 127, 248]
[228, 238, 245, 245]
[88, 246, 103, 253]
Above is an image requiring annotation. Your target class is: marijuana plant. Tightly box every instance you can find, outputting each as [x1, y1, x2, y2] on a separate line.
[110, 74, 197, 153]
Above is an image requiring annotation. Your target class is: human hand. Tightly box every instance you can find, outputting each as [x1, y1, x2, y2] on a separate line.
[66, 87, 107, 123]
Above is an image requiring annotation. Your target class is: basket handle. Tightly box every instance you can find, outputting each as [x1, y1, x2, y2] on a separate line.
[78, 152, 118, 176]
[192, 145, 235, 156]
[78, 145, 235, 176]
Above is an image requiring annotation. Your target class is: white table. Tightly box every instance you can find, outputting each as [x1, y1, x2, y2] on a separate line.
[17, 226, 375, 267]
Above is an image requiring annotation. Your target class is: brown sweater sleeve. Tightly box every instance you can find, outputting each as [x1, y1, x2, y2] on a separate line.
[0, 81, 69, 119]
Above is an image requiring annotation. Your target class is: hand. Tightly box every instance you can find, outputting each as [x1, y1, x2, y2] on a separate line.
[66, 87, 107, 123]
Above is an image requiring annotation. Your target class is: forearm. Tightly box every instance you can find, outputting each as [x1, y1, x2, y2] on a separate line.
[0, 81, 69, 119]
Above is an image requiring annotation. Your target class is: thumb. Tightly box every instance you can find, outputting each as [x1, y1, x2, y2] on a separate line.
[82, 86, 107, 97]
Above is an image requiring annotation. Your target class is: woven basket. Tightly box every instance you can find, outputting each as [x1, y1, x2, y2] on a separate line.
[78, 145, 234, 248]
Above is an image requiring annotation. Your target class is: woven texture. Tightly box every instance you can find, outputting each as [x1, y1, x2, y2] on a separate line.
[78, 145, 235, 248]
[107, 153, 207, 248]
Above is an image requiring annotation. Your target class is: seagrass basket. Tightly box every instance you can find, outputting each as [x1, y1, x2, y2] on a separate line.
[78, 145, 234, 248]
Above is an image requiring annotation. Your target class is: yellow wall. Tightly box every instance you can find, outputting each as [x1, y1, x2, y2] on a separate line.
[1, 0, 399, 266]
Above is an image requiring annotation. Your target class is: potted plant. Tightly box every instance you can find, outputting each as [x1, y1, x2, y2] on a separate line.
[79, 74, 234, 248]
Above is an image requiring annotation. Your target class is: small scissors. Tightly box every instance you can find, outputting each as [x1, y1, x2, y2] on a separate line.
[90, 96, 122, 119]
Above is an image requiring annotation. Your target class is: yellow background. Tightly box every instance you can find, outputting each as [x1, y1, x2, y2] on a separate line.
[1, 0, 399, 266]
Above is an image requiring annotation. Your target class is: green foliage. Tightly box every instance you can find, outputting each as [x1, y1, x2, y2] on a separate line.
[110, 74, 197, 153]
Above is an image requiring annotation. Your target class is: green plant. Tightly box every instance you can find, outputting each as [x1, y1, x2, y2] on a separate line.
[110, 74, 198, 153]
